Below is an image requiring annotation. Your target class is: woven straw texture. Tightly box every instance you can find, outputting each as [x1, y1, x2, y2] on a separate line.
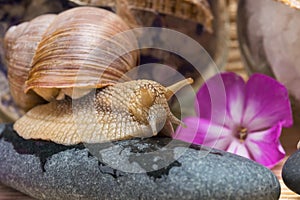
[0, 0, 300, 199]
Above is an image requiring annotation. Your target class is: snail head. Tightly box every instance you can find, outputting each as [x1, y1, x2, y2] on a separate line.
[128, 78, 193, 136]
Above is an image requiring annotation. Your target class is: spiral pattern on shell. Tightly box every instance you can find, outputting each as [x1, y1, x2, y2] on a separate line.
[4, 7, 139, 111]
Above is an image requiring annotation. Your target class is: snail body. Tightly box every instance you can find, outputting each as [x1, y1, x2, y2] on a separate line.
[4, 7, 193, 145]
[14, 79, 192, 145]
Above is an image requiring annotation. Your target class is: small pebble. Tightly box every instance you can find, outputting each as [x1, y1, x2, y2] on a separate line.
[282, 149, 300, 194]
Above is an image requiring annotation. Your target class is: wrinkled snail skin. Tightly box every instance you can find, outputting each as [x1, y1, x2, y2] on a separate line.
[13, 79, 193, 145]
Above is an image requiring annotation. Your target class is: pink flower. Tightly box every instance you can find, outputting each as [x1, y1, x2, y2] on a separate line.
[173, 72, 293, 168]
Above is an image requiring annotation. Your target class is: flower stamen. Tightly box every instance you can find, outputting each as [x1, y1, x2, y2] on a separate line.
[238, 127, 248, 143]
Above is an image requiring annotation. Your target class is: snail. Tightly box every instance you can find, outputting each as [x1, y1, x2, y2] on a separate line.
[4, 7, 193, 145]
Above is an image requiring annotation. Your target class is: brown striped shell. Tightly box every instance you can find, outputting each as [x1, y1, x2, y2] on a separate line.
[5, 7, 139, 111]
[4, 14, 57, 111]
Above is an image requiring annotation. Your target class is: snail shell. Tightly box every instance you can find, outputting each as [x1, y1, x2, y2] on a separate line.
[4, 14, 57, 111]
[5, 7, 193, 145]
[5, 7, 139, 111]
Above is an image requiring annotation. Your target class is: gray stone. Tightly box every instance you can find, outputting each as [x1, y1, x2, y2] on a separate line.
[0, 124, 280, 200]
[282, 149, 300, 194]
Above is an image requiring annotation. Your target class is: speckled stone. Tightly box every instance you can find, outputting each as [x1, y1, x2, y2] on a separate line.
[282, 149, 300, 194]
[0, 123, 280, 200]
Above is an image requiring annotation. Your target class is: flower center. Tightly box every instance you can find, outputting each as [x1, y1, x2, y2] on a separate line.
[237, 127, 248, 143]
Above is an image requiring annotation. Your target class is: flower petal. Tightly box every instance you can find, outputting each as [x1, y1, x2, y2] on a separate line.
[226, 140, 252, 159]
[242, 74, 293, 131]
[173, 117, 231, 148]
[196, 72, 246, 129]
[245, 123, 285, 168]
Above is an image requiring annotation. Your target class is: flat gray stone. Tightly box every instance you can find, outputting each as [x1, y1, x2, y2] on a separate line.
[282, 149, 300, 194]
[0, 124, 280, 200]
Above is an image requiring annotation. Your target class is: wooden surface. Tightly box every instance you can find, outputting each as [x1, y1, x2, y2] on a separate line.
[0, 0, 300, 199]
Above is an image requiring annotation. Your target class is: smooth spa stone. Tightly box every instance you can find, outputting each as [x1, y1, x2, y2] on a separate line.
[0, 123, 280, 200]
[282, 149, 300, 194]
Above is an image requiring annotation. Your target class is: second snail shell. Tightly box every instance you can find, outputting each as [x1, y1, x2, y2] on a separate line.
[4, 7, 193, 145]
